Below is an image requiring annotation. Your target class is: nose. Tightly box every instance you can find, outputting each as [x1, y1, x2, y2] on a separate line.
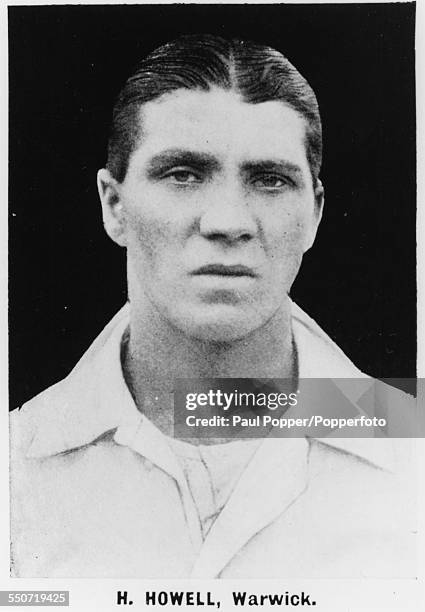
[199, 184, 257, 243]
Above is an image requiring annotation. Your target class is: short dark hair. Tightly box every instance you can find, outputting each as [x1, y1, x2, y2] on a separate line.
[107, 34, 322, 184]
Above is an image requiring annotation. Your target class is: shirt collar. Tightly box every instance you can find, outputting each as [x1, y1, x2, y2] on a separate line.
[24, 302, 394, 471]
[25, 304, 140, 458]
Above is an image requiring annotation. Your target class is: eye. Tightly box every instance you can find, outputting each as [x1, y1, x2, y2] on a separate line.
[164, 169, 202, 184]
[252, 174, 290, 190]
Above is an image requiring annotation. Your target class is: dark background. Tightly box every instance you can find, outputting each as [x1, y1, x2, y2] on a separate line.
[9, 3, 416, 408]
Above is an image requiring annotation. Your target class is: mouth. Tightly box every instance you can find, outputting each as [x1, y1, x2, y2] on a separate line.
[191, 264, 257, 278]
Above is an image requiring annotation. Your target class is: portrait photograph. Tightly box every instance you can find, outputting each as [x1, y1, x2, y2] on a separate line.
[6, 1, 423, 609]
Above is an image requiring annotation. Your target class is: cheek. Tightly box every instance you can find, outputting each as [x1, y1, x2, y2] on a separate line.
[265, 210, 311, 258]
[126, 204, 180, 266]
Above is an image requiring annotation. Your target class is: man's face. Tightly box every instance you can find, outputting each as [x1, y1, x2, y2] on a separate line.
[101, 88, 323, 342]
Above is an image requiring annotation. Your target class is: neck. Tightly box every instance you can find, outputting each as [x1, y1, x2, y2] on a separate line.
[123, 297, 295, 435]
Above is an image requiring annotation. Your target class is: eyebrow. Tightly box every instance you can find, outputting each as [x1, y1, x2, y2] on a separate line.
[145, 148, 304, 180]
[145, 149, 221, 178]
[241, 160, 304, 177]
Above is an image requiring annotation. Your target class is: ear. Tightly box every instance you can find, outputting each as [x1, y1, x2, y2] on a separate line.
[304, 179, 324, 252]
[97, 168, 127, 247]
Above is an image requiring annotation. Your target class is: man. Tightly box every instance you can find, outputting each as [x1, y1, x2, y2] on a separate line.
[10, 35, 415, 578]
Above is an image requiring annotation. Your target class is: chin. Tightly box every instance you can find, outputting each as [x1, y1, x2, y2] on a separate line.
[166, 303, 271, 344]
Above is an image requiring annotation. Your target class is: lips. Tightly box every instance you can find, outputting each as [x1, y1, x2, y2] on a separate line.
[192, 264, 257, 277]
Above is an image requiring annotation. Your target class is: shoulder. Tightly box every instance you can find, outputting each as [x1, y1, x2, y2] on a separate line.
[11, 304, 132, 460]
[10, 386, 62, 460]
[305, 436, 416, 522]
[305, 436, 416, 528]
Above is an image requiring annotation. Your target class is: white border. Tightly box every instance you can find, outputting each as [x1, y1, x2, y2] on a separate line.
[2, 2, 423, 611]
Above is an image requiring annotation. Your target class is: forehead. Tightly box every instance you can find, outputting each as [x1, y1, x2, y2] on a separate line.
[130, 88, 309, 171]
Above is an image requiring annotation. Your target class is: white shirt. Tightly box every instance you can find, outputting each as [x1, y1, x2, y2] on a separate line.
[169, 437, 262, 538]
[10, 302, 417, 578]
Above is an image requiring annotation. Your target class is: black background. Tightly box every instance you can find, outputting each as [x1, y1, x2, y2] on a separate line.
[9, 3, 416, 408]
